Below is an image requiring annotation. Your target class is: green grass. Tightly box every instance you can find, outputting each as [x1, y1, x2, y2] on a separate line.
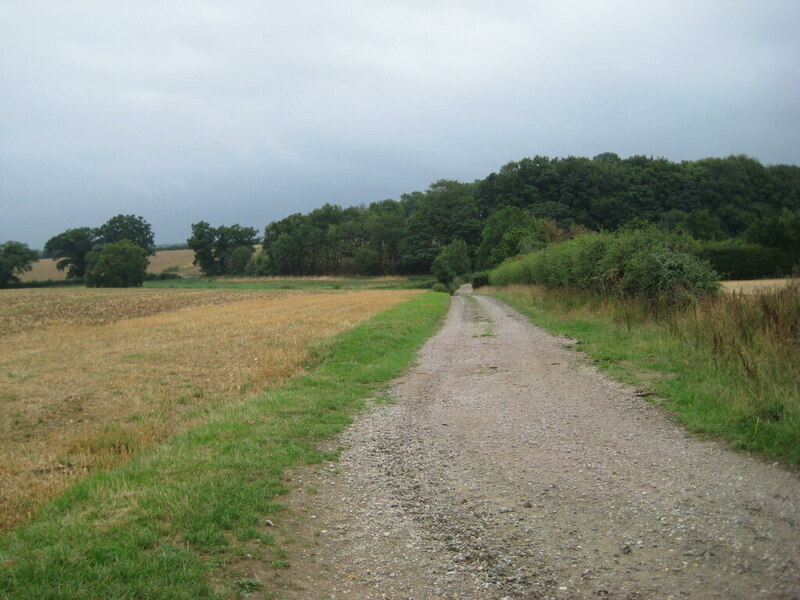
[0, 291, 450, 599]
[485, 285, 800, 466]
[145, 276, 436, 291]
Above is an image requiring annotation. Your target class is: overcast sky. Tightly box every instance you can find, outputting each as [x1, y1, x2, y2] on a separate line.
[2, 1, 798, 248]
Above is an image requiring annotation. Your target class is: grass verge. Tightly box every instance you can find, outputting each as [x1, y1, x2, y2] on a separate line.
[0, 291, 450, 599]
[484, 284, 799, 466]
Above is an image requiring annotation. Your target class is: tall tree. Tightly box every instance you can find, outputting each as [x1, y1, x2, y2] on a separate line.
[398, 181, 481, 273]
[187, 222, 259, 276]
[745, 208, 800, 258]
[475, 207, 547, 269]
[431, 238, 471, 286]
[96, 215, 156, 255]
[0, 241, 38, 287]
[44, 227, 97, 278]
[84, 240, 149, 287]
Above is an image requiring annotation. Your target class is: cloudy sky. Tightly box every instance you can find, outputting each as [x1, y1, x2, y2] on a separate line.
[2, 1, 798, 248]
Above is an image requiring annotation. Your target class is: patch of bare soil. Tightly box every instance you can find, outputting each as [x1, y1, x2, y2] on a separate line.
[256, 290, 799, 599]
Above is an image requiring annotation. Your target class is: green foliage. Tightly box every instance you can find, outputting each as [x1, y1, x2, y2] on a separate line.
[250, 153, 800, 278]
[353, 246, 383, 276]
[187, 222, 259, 276]
[490, 226, 719, 304]
[144, 272, 181, 281]
[471, 271, 490, 289]
[254, 153, 800, 279]
[43, 227, 97, 278]
[244, 250, 271, 276]
[84, 240, 149, 288]
[226, 245, 255, 275]
[399, 180, 481, 273]
[0, 241, 38, 287]
[96, 215, 156, 256]
[681, 209, 726, 241]
[488, 283, 800, 465]
[431, 239, 471, 286]
[0, 293, 449, 599]
[745, 208, 800, 260]
[475, 206, 547, 269]
[693, 239, 795, 279]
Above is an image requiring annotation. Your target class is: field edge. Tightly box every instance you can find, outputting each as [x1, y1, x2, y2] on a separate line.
[0, 291, 451, 600]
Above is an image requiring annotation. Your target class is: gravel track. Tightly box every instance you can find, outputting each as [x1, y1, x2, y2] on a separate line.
[269, 291, 800, 599]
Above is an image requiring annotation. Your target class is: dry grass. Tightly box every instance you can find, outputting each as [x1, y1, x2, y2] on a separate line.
[721, 278, 793, 295]
[17, 257, 65, 281]
[674, 282, 800, 419]
[144, 248, 201, 275]
[18, 248, 202, 282]
[0, 287, 421, 530]
[216, 275, 409, 283]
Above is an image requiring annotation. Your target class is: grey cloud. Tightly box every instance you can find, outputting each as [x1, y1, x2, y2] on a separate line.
[2, 1, 798, 248]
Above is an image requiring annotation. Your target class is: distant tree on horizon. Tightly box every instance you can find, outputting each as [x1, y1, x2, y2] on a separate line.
[187, 222, 260, 276]
[0, 241, 38, 287]
[84, 240, 149, 287]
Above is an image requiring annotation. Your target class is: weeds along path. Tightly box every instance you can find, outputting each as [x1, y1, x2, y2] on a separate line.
[268, 289, 800, 599]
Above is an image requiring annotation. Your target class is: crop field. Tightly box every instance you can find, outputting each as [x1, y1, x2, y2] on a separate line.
[18, 248, 202, 282]
[0, 286, 421, 531]
[721, 278, 793, 295]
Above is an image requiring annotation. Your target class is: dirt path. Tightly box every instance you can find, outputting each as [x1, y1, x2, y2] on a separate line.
[264, 291, 800, 599]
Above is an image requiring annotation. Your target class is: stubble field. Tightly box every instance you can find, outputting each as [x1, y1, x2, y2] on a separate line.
[0, 286, 421, 531]
[18, 248, 202, 282]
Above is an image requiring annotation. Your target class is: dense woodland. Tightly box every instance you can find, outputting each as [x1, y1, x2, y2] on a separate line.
[244, 153, 800, 279]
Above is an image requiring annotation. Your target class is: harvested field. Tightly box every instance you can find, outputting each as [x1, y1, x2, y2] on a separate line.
[18, 248, 201, 282]
[0, 287, 421, 531]
[722, 278, 793, 294]
[16, 258, 65, 282]
[145, 248, 201, 275]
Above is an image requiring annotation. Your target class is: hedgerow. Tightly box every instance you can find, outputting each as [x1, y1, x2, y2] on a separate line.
[489, 226, 719, 304]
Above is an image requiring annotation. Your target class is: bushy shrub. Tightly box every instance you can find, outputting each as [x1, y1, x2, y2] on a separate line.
[144, 272, 181, 281]
[85, 240, 149, 288]
[489, 226, 719, 304]
[430, 282, 451, 294]
[245, 250, 271, 276]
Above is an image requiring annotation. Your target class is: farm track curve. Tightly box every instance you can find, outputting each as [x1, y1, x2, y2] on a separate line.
[264, 288, 800, 599]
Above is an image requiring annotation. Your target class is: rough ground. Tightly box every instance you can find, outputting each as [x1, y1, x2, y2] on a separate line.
[262, 290, 800, 599]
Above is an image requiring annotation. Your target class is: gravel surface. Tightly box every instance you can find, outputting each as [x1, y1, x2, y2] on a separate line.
[264, 290, 800, 599]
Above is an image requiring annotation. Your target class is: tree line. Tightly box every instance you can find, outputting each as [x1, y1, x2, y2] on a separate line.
[244, 153, 800, 279]
[1, 215, 155, 287]
[2, 153, 799, 288]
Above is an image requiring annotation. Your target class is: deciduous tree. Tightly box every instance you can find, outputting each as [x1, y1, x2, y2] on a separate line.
[96, 215, 156, 255]
[0, 241, 38, 287]
[44, 227, 97, 278]
[187, 222, 259, 276]
[84, 240, 148, 287]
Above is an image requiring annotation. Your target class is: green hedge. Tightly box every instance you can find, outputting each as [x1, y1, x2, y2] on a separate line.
[489, 227, 719, 304]
[692, 239, 796, 279]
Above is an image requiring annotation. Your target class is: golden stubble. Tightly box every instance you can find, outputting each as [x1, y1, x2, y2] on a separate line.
[18, 248, 203, 282]
[0, 287, 421, 530]
[720, 278, 793, 295]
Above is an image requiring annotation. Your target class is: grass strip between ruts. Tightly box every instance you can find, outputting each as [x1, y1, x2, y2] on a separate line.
[0, 291, 450, 600]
